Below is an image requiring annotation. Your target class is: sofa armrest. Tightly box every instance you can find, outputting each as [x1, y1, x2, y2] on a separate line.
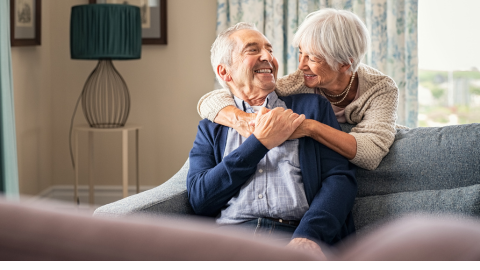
[93, 159, 194, 218]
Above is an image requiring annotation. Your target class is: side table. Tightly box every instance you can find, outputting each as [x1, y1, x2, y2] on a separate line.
[73, 125, 142, 205]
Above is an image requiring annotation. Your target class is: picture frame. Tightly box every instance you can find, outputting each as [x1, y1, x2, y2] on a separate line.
[89, 0, 167, 45]
[10, 0, 42, 46]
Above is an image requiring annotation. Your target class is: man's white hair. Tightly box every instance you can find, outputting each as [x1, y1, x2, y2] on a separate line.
[292, 8, 370, 73]
[210, 22, 259, 89]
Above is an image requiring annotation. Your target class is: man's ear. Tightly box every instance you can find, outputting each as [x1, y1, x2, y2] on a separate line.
[217, 65, 232, 82]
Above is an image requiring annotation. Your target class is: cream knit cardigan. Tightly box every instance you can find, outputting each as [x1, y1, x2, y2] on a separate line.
[197, 64, 401, 170]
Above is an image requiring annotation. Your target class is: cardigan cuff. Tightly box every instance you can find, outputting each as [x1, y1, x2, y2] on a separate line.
[233, 134, 269, 167]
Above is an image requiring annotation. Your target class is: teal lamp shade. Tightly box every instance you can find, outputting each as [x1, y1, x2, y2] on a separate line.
[70, 4, 142, 128]
[70, 4, 141, 60]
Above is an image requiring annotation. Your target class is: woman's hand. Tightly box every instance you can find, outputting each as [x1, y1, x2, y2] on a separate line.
[294, 119, 357, 160]
[289, 119, 313, 140]
[214, 106, 257, 138]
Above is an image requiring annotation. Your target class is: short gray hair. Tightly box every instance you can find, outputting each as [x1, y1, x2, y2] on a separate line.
[211, 22, 258, 89]
[292, 8, 369, 73]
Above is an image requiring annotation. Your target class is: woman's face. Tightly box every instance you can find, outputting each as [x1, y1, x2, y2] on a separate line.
[298, 46, 339, 89]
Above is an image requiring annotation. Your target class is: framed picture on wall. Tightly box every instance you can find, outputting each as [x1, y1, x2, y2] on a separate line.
[10, 0, 42, 46]
[89, 0, 167, 45]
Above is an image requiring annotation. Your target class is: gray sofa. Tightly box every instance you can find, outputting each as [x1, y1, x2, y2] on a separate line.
[94, 123, 480, 234]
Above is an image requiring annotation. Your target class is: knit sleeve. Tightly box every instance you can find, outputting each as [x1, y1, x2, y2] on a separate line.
[347, 75, 399, 171]
[197, 89, 235, 122]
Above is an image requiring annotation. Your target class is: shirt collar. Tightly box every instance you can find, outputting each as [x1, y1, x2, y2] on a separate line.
[233, 91, 279, 113]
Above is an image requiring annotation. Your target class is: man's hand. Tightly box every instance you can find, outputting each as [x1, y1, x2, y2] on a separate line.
[287, 238, 327, 260]
[253, 107, 305, 149]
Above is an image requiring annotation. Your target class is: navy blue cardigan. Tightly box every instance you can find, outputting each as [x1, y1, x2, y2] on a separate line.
[187, 94, 357, 245]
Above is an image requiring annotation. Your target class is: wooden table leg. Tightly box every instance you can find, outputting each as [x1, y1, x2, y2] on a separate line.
[74, 130, 79, 204]
[122, 129, 128, 198]
[88, 131, 94, 205]
[136, 128, 140, 194]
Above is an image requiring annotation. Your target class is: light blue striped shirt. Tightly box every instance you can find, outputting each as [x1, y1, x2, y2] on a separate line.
[216, 91, 309, 224]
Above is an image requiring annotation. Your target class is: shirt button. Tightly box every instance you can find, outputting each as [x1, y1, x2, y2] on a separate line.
[258, 169, 263, 173]
[258, 194, 263, 199]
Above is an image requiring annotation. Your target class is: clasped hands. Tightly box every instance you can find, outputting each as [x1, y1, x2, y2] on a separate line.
[236, 107, 310, 149]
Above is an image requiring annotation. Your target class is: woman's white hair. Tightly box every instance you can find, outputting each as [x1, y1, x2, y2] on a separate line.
[293, 8, 370, 73]
[210, 22, 258, 89]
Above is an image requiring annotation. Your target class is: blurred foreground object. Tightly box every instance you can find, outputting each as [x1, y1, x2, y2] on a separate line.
[336, 215, 480, 260]
[1, 198, 480, 260]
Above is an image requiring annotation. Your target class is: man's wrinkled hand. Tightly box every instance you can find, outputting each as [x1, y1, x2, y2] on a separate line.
[287, 238, 327, 260]
[253, 107, 305, 149]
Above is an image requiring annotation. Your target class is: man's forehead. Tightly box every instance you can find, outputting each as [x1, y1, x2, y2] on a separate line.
[231, 29, 271, 48]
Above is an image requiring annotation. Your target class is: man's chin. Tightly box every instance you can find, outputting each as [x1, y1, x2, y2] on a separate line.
[257, 83, 277, 92]
[255, 77, 276, 86]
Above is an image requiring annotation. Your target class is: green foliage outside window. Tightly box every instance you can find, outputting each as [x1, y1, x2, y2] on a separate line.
[418, 69, 480, 127]
[470, 86, 480, 96]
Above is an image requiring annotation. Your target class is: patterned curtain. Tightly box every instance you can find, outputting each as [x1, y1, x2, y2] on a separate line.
[216, 0, 418, 127]
[0, 0, 19, 196]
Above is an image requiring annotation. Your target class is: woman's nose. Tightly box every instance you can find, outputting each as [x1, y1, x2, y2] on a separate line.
[298, 54, 308, 70]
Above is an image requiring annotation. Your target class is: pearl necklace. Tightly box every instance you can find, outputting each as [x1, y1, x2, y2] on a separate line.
[320, 72, 355, 105]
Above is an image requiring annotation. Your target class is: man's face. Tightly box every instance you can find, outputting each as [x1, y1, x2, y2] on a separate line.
[226, 29, 279, 99]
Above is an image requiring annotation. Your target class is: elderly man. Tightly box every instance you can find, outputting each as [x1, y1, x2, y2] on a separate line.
[186, 22, 357, 257]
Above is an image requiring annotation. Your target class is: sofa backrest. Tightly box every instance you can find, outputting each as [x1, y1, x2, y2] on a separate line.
[339, 123, 480, 197]
[340, 123, 480, 232]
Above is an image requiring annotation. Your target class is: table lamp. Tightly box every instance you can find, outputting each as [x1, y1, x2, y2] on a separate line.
[70, 4, 141, 128]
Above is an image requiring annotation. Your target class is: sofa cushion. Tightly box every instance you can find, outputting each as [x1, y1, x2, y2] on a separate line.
[340, 123, 480, 197]
[94, 160, 194, 217]
[353, 184, 480, 233]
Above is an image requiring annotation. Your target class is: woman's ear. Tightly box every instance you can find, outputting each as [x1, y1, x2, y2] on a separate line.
[217, 65, 232, 82]
[339, 63, 352, 73]
[339, 58, 354, 73]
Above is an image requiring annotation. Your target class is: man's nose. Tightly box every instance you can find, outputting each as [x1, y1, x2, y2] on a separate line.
[260, 49, 273, 62]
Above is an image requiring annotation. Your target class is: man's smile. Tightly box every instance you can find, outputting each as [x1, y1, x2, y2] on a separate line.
[255, 68, 273, 73]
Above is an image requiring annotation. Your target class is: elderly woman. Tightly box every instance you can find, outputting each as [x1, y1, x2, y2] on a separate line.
[197, 8, 399, 170]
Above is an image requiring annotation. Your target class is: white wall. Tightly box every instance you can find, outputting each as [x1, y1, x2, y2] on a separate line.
[13, 0, 218, 195]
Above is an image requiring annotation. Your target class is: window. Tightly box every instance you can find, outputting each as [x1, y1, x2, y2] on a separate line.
[418, 0, 480, 127]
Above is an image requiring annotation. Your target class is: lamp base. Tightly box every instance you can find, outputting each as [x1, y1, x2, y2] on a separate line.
[89, 124, 125, 128]
[82, 59, 130, 128]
